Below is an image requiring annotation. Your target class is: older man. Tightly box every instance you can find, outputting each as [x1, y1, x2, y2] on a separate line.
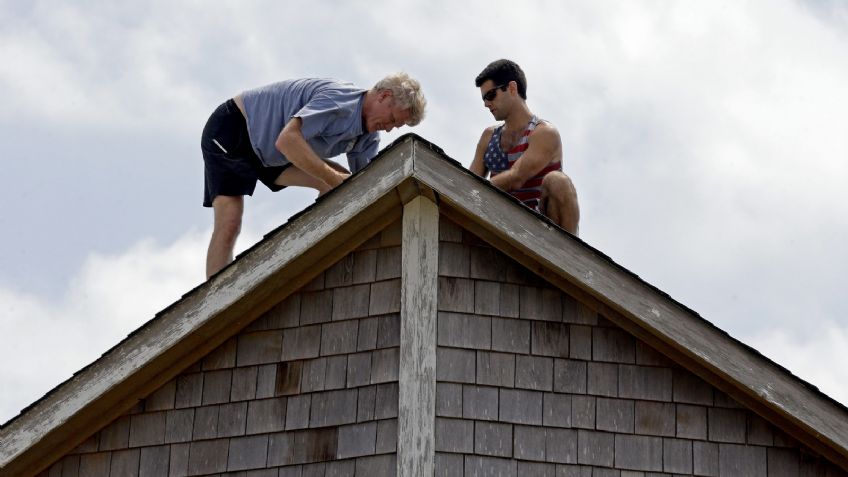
[202, 73, 426, 278]
[470, 60, 579, 235]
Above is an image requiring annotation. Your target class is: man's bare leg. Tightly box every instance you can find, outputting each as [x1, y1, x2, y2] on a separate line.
[205, 161, 351, 279]
[207, 195, 245, 278]
[540, 171, 580, 235]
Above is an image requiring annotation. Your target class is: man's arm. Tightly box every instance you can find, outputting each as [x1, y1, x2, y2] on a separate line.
[276, 117, 350, 189]
[490, 123, 561, 192]
[470, 127, 495, 177]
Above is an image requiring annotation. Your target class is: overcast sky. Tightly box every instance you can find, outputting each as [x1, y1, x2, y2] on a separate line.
[1, 0, 847, 424]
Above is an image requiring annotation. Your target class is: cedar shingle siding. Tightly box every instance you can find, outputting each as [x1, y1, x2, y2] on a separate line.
[432, 217, 846, 477]
[39, 222, 403, 477]
[37, 217, 847, 476]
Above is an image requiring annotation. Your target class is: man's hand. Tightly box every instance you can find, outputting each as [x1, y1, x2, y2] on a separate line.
[276, 118, 349, 189]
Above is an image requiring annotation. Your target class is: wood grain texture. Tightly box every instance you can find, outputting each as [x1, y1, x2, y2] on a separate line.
[398, 196, 439, 476]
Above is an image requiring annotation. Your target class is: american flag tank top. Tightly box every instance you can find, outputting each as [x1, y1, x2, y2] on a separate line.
[482, 115, 562, 210]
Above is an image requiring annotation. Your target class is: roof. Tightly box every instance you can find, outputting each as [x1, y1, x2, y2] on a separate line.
[2, 133, 847, 475]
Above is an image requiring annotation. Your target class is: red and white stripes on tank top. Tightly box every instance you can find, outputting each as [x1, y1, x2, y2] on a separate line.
[482, 115, 562, 211]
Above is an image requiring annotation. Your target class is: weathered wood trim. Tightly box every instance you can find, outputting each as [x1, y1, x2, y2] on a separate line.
[411, 141, 848, 470]
[398, 195, 439, 476]
[0, 138, 418, 476]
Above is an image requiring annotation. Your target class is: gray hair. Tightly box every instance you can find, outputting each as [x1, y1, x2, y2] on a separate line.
[373, 72, 426, 126]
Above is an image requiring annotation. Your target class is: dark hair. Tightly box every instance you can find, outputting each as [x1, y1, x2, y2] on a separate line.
[475, 59, 527, 99]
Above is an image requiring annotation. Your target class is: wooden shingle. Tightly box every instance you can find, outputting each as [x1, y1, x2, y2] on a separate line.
[276, 361, 302, 396]
[435, 452, 463, 477]
[129, 411, 166, 447]
[592, 327, 636, 364]
[543, 392, 572, 428]
[228, 412, 271, 447]
[618, 365, 671, 401]
[138, 445, 169, 477]
[169, 443, 190, 477]
[474, 281, 500, 316]
[577, 430, 613, 467]
[332, 284, 370, 321]
[531, 322, 569, 358]
[321, 320, 359, 356]
[439, 242, 470, 278]
[515, 355, 553, 391]
[375, 246, 402, 281]
[719, 443, 767, 476]
[567, 396, 593, 430]
[246, 398, 286, 434]
[514, 425, 546, 461]
[475, 421, 513, 458]
[164, 409, 194, 444]
[676, 403, 707, 440]
[237, 330, 284, 367]
[191, 405, 218, 440]
[256, 363, 278, 399]
[281, 325, 321, 361]
[285, 394, 311, 431]
[187, 439, 229, 474]
[337, 422, 377, 459]
[438, 312, 491, 350]
[374, 383, 399, 420]
[663, 437, 693, 474]
[436, 382, 463, 418]
[587, 362, 618, 397]
[110, 449, 139, 477]
[596, 397, 634, 433]
[438, 277, 475, 314]
[634, 401, 675, 437]
[201, 369, 233, 405]
[708, 407, 747, 443]
[369, 279, 401, 315]
[464, 455, 517, 477]
[371, 347, 399, 384]
[376, 314, 400, 349]
[231, 366, 258, 401]
[227, 435, 269, 471]
[476, 351, 515, 388]
[356, 386, 376, 423]
[435, 418, 473, 453]
[545, 427, 578, 464]
[463, 385, 499, 421]
[78, 453, 110, 477]
[98, 415, 130, 451]
[309, 389, 358, 428]
[376, 419, 397, 454]
[347, 352, 372, 388]
[553, 359, 586, 394]
[499, 389, 543, 425]
[491, 317, 530, 354]
[174, 373, 203, 409]
[614, 434, 662, 471]
[300, 290, 334, 325]
[436, 347, 476, 383]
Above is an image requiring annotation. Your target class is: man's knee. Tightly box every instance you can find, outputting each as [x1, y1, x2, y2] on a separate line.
[542, 171, 577, 199]
[212, 196, 244, 239]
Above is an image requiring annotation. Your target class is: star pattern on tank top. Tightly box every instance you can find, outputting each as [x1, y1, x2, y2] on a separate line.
[484, 129, 508, 171]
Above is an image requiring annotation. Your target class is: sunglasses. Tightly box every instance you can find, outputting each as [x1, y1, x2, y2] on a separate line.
[482, 83, 508, 102]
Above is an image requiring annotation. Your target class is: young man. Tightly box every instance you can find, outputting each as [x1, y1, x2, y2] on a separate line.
[202, 73, 426, 278]
[470, 60, 580, 235]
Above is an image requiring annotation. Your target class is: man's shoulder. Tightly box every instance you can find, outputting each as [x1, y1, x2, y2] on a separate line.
[530, 120, 560, 140]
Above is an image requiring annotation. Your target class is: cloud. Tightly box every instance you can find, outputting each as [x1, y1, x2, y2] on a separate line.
[0, 230, 204, 423]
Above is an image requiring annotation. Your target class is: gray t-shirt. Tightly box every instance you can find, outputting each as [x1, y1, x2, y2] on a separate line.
[241, 78, 380, 172]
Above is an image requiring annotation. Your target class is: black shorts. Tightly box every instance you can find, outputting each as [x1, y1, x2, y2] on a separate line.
[201, 99, 290, 207]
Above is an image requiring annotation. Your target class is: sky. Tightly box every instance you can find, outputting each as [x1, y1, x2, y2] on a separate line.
[1, 0, 847, 424]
